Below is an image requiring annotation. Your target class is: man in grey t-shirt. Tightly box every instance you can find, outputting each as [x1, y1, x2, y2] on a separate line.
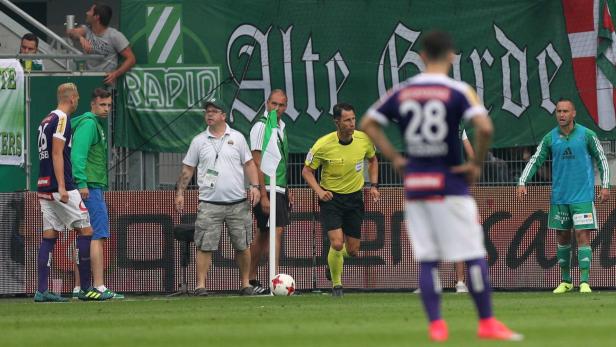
[68, 3, 136, 85]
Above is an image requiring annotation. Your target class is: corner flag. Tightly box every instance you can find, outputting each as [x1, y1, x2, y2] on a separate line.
[260, 109, 281, 295]
[260, 109, 281, 176]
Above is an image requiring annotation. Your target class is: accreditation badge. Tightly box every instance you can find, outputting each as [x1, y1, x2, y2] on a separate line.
[203, 169, 219, 189]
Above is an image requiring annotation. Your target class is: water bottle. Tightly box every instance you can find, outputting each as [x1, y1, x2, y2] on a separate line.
[65, 15, 76, 30]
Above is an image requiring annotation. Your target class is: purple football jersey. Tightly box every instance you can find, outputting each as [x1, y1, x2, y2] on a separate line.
[367, 73, 487, 199]
[37, 110, 75, 192]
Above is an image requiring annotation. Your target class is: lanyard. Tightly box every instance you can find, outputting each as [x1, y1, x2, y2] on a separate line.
[208, 134, 227, 167]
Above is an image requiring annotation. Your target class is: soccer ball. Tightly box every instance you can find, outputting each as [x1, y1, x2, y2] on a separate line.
[271, 274, 295, 296]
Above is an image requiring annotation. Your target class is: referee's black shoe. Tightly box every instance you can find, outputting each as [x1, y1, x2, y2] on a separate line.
[332, 285, 343, 298]
[249, 280, 270, 295]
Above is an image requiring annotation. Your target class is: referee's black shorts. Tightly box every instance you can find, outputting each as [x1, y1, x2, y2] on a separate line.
[318, 190, 364, 239]
[253, 192, 290, 231]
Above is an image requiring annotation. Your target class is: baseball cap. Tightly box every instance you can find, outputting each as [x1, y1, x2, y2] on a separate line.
[203, 97, 228, 113]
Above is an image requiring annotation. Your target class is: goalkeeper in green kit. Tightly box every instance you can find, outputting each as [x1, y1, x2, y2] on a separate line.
[517, 99, 610, 293]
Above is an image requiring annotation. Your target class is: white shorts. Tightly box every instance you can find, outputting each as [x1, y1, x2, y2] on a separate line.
[405, 196, 486, 262]
[38, 190, 91, 231]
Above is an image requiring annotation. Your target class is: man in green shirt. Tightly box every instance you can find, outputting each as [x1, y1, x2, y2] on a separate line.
[517, 99, 610, 294]
[71, 88, 123, 300]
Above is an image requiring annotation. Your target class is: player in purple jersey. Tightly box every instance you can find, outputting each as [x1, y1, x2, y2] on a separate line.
[361, 31, 522, 342]
[34, 83, 99, 302]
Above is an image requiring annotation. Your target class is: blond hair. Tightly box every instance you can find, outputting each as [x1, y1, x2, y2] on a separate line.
[57, 83, 79, 102]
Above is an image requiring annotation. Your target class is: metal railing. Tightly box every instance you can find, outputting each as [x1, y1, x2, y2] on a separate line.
[0, 0, 98, 70]
[151, 140, 616, 191]
[0, 54, 104, 60]
[0, 54, 105, 73]
[155, 151, 545, 190]
[0, 0, 79, 54]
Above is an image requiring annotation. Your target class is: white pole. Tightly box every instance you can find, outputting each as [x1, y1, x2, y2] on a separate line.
[268, 174, 277, 295]
[25, 73, 31, 190]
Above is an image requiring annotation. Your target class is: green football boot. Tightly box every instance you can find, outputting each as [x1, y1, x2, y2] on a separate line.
[103, 289, 125, 299]
[34, 290, 69, 302]
[552, 282, 573, 294]
[579, 282, 592, 293]
[72, 289, 84, 300]
[78, 287, 114, 301]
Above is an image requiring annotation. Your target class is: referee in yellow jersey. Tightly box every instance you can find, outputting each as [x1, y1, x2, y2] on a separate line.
[302, 102, 380, 297]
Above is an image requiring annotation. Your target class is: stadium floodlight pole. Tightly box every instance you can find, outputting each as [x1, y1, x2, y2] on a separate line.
[268, 173, 276, 296]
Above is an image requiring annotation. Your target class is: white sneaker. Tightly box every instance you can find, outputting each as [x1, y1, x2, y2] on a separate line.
[71, 287, 81, 300]
[455, 281, 468, 293]
[413, 288, 421, 294]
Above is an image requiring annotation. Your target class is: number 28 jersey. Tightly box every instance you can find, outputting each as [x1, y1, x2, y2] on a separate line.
[37, 109, 75, 192]
[366, 73, 488, 199]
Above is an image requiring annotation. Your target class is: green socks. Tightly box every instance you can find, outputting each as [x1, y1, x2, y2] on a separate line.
[578, 246, 592, 283]
[556, 244, 572, 283]
[557, 244, 592, 283]
[328, 247, 344, 286]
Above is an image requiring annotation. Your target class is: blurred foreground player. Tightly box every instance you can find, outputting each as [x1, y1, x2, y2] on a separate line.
[361, 31, 522, 341]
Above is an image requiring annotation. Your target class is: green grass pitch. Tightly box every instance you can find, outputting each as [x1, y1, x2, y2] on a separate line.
[2, 292, 615, 347]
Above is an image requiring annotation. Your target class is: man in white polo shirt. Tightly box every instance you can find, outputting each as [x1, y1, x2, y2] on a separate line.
[174, 98, 261, 296]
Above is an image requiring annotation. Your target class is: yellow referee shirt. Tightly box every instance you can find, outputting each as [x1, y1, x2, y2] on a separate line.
[305, 131, 376, 194]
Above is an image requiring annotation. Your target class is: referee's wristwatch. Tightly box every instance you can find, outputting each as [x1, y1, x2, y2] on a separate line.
[370, 182, 379, 188]
[250, 184, 261, 189]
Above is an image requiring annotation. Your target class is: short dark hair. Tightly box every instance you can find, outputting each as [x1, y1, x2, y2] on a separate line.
[91, 87, 111, 100]
[332, 102, 355, 120]
[93, 3, 113, 27]
[21, 33, 39, 48]
[556, 98, 576, 110]
[420, 30, 454, 61]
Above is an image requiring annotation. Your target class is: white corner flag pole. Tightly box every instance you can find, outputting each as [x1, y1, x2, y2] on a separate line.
[268, 173, 277, 296]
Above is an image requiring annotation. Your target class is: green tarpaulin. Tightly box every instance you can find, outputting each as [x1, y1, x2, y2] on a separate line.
[117, 0, 616, 153]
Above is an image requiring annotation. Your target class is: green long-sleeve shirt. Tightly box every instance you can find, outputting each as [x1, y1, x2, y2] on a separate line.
[71, 112, 108, 189]
[519, 123, 610, 204]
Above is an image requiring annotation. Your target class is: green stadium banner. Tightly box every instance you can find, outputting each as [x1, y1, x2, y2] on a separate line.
[0, 60, 24, 166]
[118, 0, 616, 153]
